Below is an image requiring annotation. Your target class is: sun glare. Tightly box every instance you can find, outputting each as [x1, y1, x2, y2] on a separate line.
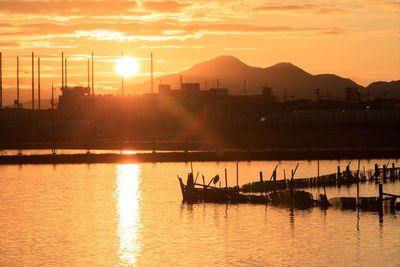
[116, 57, 140, 77]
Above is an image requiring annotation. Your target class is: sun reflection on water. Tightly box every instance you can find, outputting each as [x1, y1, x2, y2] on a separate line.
[115, 164, 142, 266]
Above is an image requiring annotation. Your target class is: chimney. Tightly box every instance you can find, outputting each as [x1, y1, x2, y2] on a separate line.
[91, 52, 94, 95]
[38, 57, 41, 110]
[61, 52, 64, 88]
[16, 56, 19, 106]
[0, 52, 2, 109]
[32, 52, 34, 110]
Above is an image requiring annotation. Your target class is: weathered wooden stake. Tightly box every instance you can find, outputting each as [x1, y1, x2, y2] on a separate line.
[225, 168, 228, 190]
[374, 164, 379, 181]
[236, 162, 239, 191]
[383, 164, 387, 183]
[378, 183, 383, 213]
[356, 160, 360, 207]
[391, 163, 395, 181]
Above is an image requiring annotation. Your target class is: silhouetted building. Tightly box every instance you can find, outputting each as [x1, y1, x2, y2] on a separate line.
[345, 86, 361, 103]
[159, 84, 171, 94]
[181, 83, 200, 94]
[209, 88, 228, 97]
[262, 86, 275, 102]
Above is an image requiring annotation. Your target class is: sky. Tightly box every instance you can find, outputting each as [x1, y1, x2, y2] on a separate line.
[0, 0, 399, 102]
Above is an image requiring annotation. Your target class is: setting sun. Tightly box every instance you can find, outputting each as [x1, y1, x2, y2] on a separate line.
[116, 57, 139, 77]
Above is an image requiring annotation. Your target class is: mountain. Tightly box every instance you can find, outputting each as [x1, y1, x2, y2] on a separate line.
[366, 80, 400, 99]
[126, 55, 362, 100]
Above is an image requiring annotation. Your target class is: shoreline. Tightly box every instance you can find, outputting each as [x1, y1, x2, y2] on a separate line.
[0, 149, 400, 164]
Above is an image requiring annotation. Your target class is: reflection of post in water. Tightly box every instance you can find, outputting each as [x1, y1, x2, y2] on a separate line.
[356, 209, 360, 245]
[378, 182, 384, 224]
[289, 205, 295, 233]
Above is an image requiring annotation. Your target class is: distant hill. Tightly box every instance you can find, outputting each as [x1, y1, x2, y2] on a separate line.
[126, 55, 362, 100]
[366, 80, 400, 99]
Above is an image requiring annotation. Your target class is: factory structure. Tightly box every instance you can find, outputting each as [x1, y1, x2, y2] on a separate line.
[0, 51, 399, 131]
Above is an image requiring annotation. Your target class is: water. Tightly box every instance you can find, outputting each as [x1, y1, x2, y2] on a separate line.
[0, 160, 399, 266]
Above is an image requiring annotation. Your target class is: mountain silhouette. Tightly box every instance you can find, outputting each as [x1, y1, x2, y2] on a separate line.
[126, 55, 363, 100]
[366, 80, 400, 99]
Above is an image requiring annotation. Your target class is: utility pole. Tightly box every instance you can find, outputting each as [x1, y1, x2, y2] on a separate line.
[91, 52, 94, 95]
[121, 52, 124, 96]
[17, 56, 19, 106]
[32, 52, 35, 110]
[151, 52, 154, 94]
[38, 57, 41, 110]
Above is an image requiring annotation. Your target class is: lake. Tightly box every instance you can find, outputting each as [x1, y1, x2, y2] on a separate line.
[0, 159, 399, 266]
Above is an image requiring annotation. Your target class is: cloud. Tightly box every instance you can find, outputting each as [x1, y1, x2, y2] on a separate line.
[387, 1, 400, 8]
[0, 42, 19, 47]
[254, 4, 348, 14]
[142, 1, 187, 13]
[222, 47, 258, 51]
[0, 0, 137, 16]
[0, 20, 347, 48]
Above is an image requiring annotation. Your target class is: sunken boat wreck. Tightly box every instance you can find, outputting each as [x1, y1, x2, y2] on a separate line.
[178, 161, 400, 211]
[177, 172, 319, 209]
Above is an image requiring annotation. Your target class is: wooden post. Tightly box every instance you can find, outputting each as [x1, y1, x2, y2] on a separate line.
[190, 162, 193, 175]
[259, 171, 263, 182]
[290, 170, 294, 190]
[225, 168, 228, 190]
[202, 175, 206, 192]
[391, 163, 395, 181]
[374, 164, 379, 181]
[273, 169, 277, 192]
[383, 164, 387, 183]
[177, 176, 185, 200]
[345, 165, 350, 181]
[236, 162, 239, 191]
[356, 160, 360, 207]
[363, 166, 366, 182]
[378, 183, 383, 213]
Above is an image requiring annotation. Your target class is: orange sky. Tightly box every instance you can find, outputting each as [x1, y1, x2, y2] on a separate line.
[0, 0, 399, 102]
